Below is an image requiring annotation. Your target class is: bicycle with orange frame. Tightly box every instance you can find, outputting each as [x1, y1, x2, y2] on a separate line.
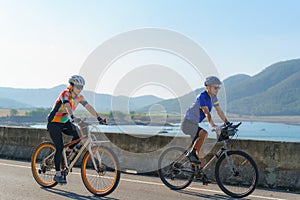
[31, 119, 120, 197]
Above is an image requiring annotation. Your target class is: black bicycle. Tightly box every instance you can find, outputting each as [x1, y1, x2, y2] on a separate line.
[158, 122, 259, 198]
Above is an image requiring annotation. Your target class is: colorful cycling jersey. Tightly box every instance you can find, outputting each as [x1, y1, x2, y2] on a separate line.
[184, 90, 219, 123]
[48, 89, 88, 123]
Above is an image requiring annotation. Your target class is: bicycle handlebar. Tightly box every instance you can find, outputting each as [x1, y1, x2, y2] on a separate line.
[232, 122, 242, 129]
[212, 122, 242, 141]
[224, 122, 242, 130]
[212, 122, 242, 132]
[73, 118, 107, 127]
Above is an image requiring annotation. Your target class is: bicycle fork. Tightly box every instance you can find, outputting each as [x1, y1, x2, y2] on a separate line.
[88, 139, 110, 172]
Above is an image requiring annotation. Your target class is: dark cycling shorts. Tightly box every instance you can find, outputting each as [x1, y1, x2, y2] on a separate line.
[47, 121, 80, 149]
[47, 121, 80, 171]
[181, 118, 204, 143]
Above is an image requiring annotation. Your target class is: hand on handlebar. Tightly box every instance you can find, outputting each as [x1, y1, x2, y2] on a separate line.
[99, 118, 107, 125]
[72, 117, 82, 123]
[223, 121, 232, 127]
[211, 122, 242, 142]
[97, 116, 107, 125]
[211, 125, 222, 135]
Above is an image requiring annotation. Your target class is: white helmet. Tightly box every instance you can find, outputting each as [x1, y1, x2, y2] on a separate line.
[204, 76, 222, 86]
[68, 75, 85, 86]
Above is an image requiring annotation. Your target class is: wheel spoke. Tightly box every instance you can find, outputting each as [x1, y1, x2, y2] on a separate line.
[81, 146, 120, 196]
[31, 142, 57, 188]
[158, 147, 195, 190]
[215, 150, 258, 198]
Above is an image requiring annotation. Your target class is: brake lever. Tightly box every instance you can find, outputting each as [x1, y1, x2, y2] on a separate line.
[232, 122, 242, 129]
[223, 123, 232, 130]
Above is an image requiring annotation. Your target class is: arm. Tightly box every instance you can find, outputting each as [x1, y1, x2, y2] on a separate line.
[64, 102, 75, 118]
[84, 103, 100, 118]
[201, 106, 217, 127]
[85, 104, 106, 124]
[214, 105, 229, 124]
[79, 96, 102, 119]
[61, 90, 75, 118]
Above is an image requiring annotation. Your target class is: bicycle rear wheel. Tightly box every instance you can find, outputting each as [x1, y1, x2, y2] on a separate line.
[31, 142, 58, 188]
[81, 146, 120, 196]
[215, 150, 258, 198]
[158, 146, 195, 190]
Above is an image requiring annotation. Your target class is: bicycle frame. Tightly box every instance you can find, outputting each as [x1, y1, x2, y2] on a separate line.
[161, 138, 238, 187]
[196, 123, 242, 173]
[31, 119, 121, 197]
[171, 125, 244, 180]
[202, 140, 229, 171]
[47, 122, 110, 173]
[172, 139, 231, 176]
[158, 122, 258, 198]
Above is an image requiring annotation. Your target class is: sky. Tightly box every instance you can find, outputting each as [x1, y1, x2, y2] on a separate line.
[0, 0, 299, 98]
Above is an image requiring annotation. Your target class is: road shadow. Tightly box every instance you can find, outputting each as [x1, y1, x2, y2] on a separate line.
[175, 190, 251, 200]
[41, 187, 119, 200]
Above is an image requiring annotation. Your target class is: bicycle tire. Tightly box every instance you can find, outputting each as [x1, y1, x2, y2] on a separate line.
[158, 146, 195, 190]
[31, 141, 58, 188]
[81, 146, 121, 196]
[215, 150, 259, 198]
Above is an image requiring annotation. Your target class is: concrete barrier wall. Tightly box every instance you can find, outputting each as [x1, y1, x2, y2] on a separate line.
[0, 126, 299, 191]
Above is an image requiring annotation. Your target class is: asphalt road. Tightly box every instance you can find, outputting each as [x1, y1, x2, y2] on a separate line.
[0, 158, 299, 200]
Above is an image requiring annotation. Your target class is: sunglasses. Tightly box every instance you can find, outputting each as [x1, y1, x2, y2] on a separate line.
[74, 85, 83, 90]
[211, 86, 221, 90]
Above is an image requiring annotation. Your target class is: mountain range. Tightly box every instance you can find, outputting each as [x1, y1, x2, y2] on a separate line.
[0, 84, 164, 112]
[0, 59, 299, 116]
[137, 59, 300, 116]
[225, 59, 300, 115]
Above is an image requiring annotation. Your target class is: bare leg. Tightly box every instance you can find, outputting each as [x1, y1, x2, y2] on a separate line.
[190, 129, 211, 184]
[192, 129, 208, 168]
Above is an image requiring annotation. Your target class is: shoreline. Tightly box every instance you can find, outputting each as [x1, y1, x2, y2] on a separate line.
[227, 115, 300, 126]
[0, 115, 299, 127]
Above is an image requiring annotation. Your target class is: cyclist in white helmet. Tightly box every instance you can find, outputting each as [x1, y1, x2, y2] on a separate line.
[181, 76, 230, 184]
[47, 75, 106, 184]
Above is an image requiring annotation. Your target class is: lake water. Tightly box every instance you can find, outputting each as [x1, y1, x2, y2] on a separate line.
[31, 121, 300, 142]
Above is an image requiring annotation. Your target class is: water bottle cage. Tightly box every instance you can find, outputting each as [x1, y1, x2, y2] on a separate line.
[68, 145, 80, 160]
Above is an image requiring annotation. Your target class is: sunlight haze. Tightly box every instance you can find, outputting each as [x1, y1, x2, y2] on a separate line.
[0, 0, 299, 98]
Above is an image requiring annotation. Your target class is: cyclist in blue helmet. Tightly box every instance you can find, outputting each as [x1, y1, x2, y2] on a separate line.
[181, 76, 230, 184]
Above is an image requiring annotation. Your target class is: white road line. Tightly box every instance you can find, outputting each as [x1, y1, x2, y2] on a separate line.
[186, 186, 287, 200]
[0, 162, 31, 169]
[0, 161, 288, 200]
[121, 177, 165, 186]
[248, 195, 287, 200]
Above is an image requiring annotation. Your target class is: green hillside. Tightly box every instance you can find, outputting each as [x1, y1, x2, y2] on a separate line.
[226, 59, 300, 103]
[228, 69, 300, 115]
[139, 59, 300, 116]
[223, 74, 251, 88]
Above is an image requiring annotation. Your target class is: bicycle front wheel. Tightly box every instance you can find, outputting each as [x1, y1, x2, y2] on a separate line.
[215, 150, 259, 198]
[31, 142, 58, 188]
[158, 146, 195, 190]
[81, 146, 120, 196]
